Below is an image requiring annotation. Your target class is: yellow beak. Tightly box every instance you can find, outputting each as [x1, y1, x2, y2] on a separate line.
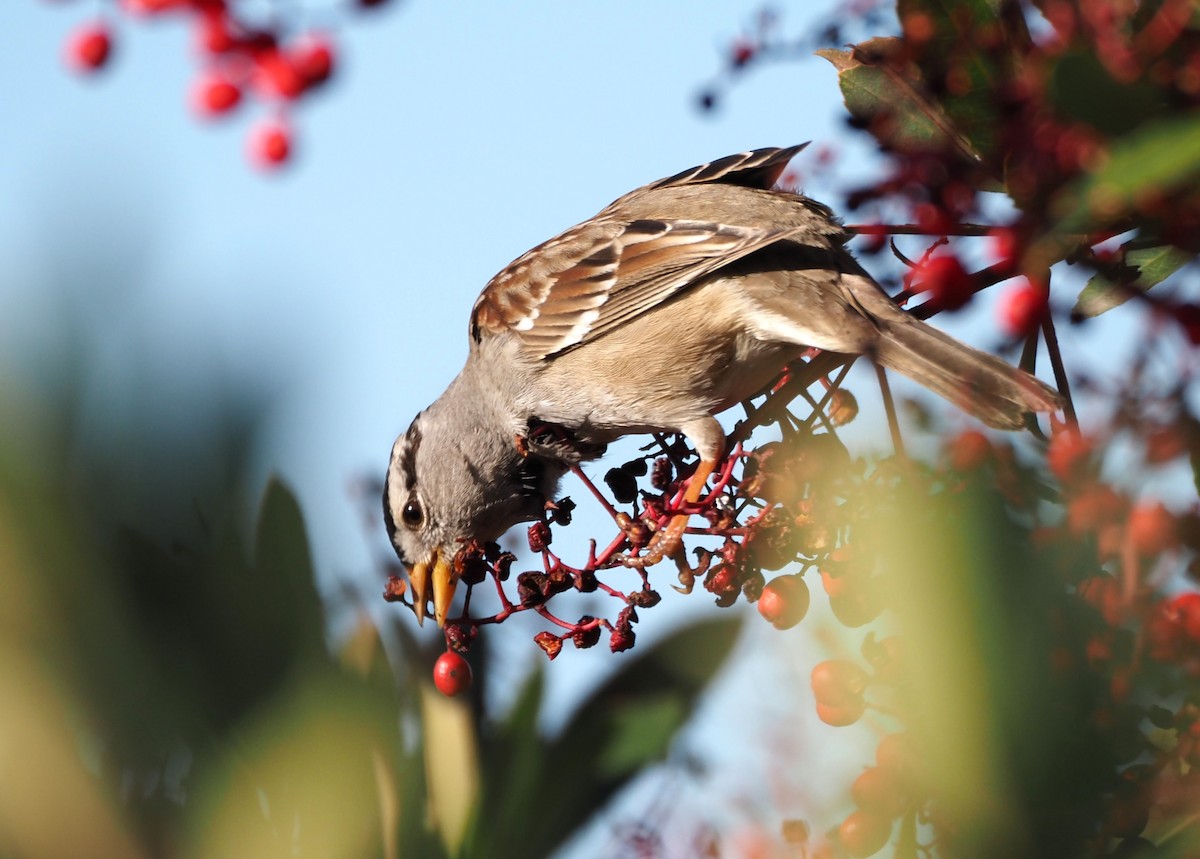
[409, 549, 457, 628]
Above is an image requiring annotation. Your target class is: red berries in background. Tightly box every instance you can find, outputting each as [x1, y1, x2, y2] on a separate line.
[812, 659, 869, 726]
[56, 2, 340, 170]
[248, 120, 293, 170]
[292, 37, 336, 88]
[1128, 502, 1178, 556]
[947, 429, 991, 471]
[191, 73, 241, 118]
[999, 278, 1049, 337]
[987, 226, 1020, 267]
[432, 651, 471, 697]
[65, 23, 112, 73]
[851, 766, 908, 818]
[757, 573, 810, 629]
[913, 254, 974, 311]
[837, 809, 892, 857]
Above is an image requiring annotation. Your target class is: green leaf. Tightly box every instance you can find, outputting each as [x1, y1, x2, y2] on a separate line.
[1049, 51, 1166, 137]
[817, 39, 983, 163]
[1073, 241, 1194, 317]
[1056, 111, 1200, 230]
[895, 0, 1011, 158]
[254, 477, 324, 657]
[597, 694, 687, 777]
[474, 617, 742, 859]
[1148, 705, 1177, 731]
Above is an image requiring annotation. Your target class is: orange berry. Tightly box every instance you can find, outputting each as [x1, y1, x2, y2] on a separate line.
[757, 574, 810, 630]
[1128, 502, 1178, 556]
[838, 809, 892, 857]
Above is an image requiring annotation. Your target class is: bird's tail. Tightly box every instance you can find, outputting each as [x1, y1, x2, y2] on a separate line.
[870, 314, 1061, 430]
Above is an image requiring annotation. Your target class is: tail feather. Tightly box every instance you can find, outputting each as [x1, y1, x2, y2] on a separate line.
[873, 317, 1062, 430]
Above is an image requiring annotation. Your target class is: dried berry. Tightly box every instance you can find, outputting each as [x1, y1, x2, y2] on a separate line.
[651, 457, 673, 490]
[572, 617, 601, 649]
[382, 576, 406, 602]
[517, 571, 549, 607]
[534, 631, 563, 661]
[527, 520, 552, 553]
[604, 466, 638, 504]
[548, 496, 576, 525]
[628, 588, 662, 608]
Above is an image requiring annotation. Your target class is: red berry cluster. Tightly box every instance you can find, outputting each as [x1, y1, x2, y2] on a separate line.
[53, 0, 387, 170]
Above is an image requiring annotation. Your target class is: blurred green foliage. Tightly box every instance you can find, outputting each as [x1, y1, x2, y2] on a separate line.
[0, 332, 741, 859]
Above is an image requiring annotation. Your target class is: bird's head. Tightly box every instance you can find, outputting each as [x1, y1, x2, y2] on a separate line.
[384, 405, 562, 626]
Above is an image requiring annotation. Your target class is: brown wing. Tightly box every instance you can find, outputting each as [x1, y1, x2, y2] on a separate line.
[471, 216, 803, 360]
[598, 144, 809, 215]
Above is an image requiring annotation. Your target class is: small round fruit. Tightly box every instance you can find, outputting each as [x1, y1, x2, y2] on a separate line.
[191, 73, 242, 118]
[292, 36, 335, 87]
[811, 659, 869, 708]
[1128, 502, 1177, 556]
[816, 699, 865, 727]
[998, 279, 1048, 338]
[247, 120, 292, 169]
[916, 254, 973, 311]
[874, 733, 916, 780]
[758, 574, 810, 629]
[851, 766, 908, 818]
[838, 809, 892, 857]
[65, 23, 112, 73]
[433, 651, 471, 697]
[947, 429, 991, 471]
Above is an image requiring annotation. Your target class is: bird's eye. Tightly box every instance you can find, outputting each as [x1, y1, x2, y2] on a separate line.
[401, 496, 425, 530]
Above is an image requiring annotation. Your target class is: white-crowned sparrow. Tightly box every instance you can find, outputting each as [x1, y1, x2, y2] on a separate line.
[385, 145, 1061, 626]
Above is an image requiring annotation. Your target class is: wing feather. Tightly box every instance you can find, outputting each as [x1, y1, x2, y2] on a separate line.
[472, 218, 805, 359]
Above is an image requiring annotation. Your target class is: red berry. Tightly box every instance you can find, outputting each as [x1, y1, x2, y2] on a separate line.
[874, 733, 916, 779]
[1077, 575, 1123, 626]
[913, 202, 953, 235]
[811, 659, 869, 708]
[255, 48, 305, 99]
[1047, 431, 1093, 482]
[947, 429, 991, 471]
[838, 809, 892, 857]
[915, 254, 974, 311]
[121, 0, 187, 14]
[1128, 502, 1178, 556]
[1169, 592, 1200, 643]
[432, 651, 471, 697]
[196, 8, 237, 54]
[851, 766, 908, 818]
[820, 567, 846, 599]
[1066, 484, 1126, 535]
[988, 226, 1020, 267]
[998, 278, 1049, 338]
[829, 589, 881, 627]
[191, 73, 242, 118]
[816, 699, 865, 727]
[247, 121, 292, 170]
[1147, 598, 1187, 661]
[758, 574, 810, 630]
[292, 36, 335, 87]
[65, 23, 112, 73]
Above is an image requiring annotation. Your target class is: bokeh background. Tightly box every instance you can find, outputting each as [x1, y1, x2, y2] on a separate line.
[0, 2, 1168, 857]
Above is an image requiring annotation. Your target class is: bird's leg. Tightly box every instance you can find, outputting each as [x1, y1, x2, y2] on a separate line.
[624, 417, 725, 569]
